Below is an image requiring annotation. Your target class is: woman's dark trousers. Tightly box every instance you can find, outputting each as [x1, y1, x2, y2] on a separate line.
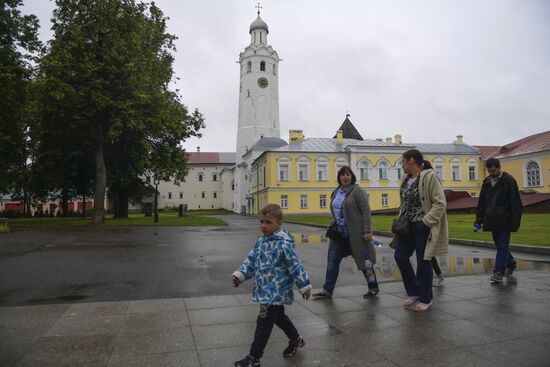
[394, 221, 433, 303]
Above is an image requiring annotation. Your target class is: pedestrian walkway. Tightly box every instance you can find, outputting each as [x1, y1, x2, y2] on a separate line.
[2, 271, 550, 367]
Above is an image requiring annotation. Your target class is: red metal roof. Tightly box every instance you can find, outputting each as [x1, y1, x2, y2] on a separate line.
[474, 145, 500, 161]
[186, 152, 220, 164]
[186, 152, 235, 164]
[495, 130, 550, 158]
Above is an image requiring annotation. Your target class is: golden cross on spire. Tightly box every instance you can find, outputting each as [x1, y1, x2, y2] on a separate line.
[255, 2, 263, 15]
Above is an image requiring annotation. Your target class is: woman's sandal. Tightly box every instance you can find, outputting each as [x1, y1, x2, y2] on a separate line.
[403, 296, 420, 307]
[414, 302, 433, 312]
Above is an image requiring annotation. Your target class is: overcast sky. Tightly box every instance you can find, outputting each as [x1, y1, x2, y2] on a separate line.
[24, 0, 550, 152]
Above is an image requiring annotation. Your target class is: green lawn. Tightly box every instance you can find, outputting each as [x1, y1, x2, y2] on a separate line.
[286, 213, 550, 247]
[7, 212, 227, 227]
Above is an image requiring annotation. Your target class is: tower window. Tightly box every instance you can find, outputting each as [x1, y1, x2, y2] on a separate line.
[273, 64, 277, 75]
[247, 61, 251, 73]
[260, 61, 265, 71]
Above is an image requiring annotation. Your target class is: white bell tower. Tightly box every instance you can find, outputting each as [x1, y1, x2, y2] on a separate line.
[235, 5, 280, 160]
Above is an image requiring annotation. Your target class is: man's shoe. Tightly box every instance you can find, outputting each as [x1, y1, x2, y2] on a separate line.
[432, 276, 444, 287]
[234, 355, 260, 367]
[363, 288, 379, 298]
[490, 271, 504, 284]
[312, 291, 332, 299]
[283, 337, 305, 357]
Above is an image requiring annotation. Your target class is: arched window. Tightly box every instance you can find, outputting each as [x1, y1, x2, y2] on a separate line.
[247, 61, 251, 73]
[260, 61, 266, 71]
[396, 161, 403, 180]
[526, 161, 541, 186]
[358, 161, 369, 180]
[378, 162, 388, 180]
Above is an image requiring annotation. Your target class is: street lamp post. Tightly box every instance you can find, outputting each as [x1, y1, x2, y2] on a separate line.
[153, 177, 160, 224]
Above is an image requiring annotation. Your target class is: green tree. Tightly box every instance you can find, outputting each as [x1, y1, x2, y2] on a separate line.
[39, 0, 204, 223]
[0, 0, 41, 209]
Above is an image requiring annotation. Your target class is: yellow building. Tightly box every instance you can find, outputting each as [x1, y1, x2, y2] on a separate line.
[477, 131, 550, 193]
[247, 116, 485, 214]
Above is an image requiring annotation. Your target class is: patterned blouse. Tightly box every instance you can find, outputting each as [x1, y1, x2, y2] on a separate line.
[400, 176, 425, 222]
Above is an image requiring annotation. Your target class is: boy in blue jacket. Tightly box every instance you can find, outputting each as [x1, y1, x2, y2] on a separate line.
[232, 204, 312, 367]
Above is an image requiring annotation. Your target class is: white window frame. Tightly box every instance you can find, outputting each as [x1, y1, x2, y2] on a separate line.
[526, 160, 541, 187]
[319, 194, 327, 208]
[378, 162, 388, 180]
[433, 157, 445, 181]
[280, 195, 288, 209]
[381, 193, 388, 207]
[451, 157, 462, 181]
[297, 156, 310, 181]
[277, 157, 290, 182]
[452, 165, 461, 181]
[396, 161, 403, 180]
[468, 165, 477, 181]
[198, 173, 204, 182]
[358, 159, 370, 180]
[300, 195, 308, 209]
[298, 163, 309, 181]
[316, 157, 329, 181]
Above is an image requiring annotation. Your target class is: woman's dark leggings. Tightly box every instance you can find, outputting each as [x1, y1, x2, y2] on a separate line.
[431, 257, 442, 276]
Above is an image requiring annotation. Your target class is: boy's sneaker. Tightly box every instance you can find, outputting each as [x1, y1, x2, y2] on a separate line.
[283, 337, 305, 357]
[234, 355, 260, 367]
[432, 275, 444, 287]
[490, 271, 504, 284]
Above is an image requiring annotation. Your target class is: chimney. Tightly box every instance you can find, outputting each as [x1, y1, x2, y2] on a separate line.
[456, 135, 464, 144]
[197, 146, 200, 152]
[394, 134, 402, 144]
[336, 129, 343, 145]
[386, 137, 392, 143]
[289, 129, 304, 143]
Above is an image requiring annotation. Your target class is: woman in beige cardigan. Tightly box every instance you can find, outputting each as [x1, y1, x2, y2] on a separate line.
[394, 149, 448, 312]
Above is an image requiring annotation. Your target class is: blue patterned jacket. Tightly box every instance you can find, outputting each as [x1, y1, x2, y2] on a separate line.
[233, 228, 312, 305]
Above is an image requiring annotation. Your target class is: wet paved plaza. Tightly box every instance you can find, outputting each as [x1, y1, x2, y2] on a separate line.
[2, 272, 550, 366]
[1, 214, 550, 365]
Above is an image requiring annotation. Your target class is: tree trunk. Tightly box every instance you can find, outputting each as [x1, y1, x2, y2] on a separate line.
[92, 126, 106, 224]
[114, 191, 129, 218]
[82, 194, 86, 217]
[61, 189, 69, 217]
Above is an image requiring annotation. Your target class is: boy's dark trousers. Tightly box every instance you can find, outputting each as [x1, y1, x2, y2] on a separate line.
[250, 304, 299, 360]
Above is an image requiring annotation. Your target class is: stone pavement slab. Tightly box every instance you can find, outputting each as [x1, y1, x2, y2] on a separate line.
[2, 271, 550, 366]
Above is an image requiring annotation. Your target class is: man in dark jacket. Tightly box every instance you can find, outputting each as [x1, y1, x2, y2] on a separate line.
[475, 158, 523, 283]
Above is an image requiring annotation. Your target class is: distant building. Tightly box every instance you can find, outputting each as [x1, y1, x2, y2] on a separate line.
[155, 151, 235, 211]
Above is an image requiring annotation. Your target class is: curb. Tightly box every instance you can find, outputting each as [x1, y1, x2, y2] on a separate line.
[285, 221, 550, 256]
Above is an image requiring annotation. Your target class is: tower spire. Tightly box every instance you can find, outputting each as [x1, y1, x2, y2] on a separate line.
[255, 2, 262, 15]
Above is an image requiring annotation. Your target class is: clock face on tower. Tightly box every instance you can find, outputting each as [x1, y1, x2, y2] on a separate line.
[257, 77, 268, 88]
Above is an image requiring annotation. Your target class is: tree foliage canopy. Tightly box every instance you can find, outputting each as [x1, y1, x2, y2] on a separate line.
[34, 0, 204, 221]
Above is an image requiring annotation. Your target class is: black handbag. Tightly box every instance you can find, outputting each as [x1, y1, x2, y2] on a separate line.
[391, 217, 410, 236]
[326, 222, 343, 240]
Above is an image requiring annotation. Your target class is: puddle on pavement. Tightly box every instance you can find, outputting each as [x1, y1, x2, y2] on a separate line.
[291, 232, 550, 280]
